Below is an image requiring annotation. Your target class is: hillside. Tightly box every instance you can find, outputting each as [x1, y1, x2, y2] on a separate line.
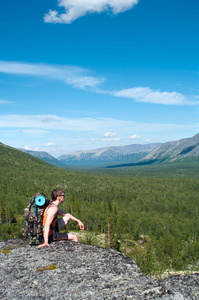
[0, 142, 72, 180]
[139, 133, 199, 163]
[58, 143, 161, 166]
[0, 142, 77, 234]
[0, 142, 55, 170]
[105, 133, 199, 169]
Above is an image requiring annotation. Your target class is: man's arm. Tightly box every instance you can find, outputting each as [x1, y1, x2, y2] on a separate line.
[59, 210, 84, 230]
[38, 206, 57, 248]
[58, 209, 67, 216]
[66, 213, 84, 230]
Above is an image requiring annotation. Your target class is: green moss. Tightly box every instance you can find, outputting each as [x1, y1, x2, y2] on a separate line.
[36, 265, 58, 272]
[0, 250, 11, 254]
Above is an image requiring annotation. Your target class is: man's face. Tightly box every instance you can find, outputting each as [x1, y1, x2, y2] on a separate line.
[59, 192, 65, 203]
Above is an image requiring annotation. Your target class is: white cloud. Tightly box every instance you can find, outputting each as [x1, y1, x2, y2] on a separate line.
[90, 138, 96, 142]
[0, 61, 103, 90]
[0, 114, 198, 134]
[67, 75, 102, 89]
[24, 146, 31, 150]
[44, 0, 139, 24]
[1, 61, 199, 106]
[102, 138, 120, 142]
[0, 99, 14, 105]
[113, 87, 187, 105]
[129, 134, 140, 139]
[21, 129, 48, 134]
[0, 114, 133, 131]
[44, 142, 58, 146]
[1, 114, 199, 153]
[24, 146, 39, 151]
[104, 131, 117, 137]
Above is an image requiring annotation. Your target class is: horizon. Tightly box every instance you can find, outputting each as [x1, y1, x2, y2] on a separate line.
[0, 0, 199, 156]
[16, 132, 197, 158]
[19, 139, 162, 158]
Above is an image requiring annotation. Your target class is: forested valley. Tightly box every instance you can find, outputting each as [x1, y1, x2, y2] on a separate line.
[1, 142, 199, 277]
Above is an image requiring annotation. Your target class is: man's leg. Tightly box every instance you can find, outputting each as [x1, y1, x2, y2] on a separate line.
[59, 215, 79, 242]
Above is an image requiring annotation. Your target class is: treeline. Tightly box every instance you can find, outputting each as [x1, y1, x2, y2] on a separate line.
[62, 175, 199, 274]
[1, 143, 199, 275]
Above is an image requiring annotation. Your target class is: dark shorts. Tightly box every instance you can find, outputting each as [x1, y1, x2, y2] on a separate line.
[49, 218, 69, 242]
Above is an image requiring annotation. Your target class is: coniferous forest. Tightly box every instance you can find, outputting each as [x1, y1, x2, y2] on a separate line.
[1, 142, 199, 276]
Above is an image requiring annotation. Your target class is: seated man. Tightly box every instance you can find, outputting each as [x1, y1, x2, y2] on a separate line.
[38, 188, 84, 248]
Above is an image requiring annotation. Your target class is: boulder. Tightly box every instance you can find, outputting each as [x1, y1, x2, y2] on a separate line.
[0, 239, 198, 299]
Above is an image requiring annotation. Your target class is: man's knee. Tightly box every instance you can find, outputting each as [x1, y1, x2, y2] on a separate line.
[63, 215, 70, 225]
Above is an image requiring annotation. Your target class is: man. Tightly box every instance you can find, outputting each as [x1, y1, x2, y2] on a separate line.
[38, 188, 84, 248]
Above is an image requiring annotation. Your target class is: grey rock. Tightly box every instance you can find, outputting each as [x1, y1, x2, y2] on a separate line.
[0, 239, 199, 299]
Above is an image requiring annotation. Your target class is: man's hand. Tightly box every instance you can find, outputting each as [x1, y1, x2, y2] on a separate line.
[78, 220, 84, 230]
[38, 242, 49, 249]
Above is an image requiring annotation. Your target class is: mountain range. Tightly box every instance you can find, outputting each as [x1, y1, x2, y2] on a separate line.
[107, 133, 199, 168]
[58, 143, 161, 166]
[139, 133, 199, 164]
[17, 144, 161, 167]
[11, 132, 199, 168]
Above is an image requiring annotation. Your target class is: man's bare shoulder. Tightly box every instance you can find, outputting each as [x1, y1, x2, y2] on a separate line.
[47, 205, 58, 215]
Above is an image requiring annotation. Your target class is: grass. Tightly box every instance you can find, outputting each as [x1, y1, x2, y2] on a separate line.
[67, 231, 107, 248]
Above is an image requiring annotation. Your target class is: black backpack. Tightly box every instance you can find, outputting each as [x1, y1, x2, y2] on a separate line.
[22, 193, 51, 245]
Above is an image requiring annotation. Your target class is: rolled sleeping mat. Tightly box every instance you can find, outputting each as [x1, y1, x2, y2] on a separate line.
[35, 195, 46, 207]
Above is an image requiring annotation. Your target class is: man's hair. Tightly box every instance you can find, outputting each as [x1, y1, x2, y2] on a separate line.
[51, 188, 64, 201]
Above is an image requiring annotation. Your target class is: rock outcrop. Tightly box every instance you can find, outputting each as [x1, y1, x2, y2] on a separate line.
[0, 239, 199, 299]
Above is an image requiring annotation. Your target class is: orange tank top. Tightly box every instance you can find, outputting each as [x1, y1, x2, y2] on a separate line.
[42, 204, 58, 236]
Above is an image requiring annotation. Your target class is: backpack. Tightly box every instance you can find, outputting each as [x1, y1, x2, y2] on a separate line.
[22, 193, 51, 245]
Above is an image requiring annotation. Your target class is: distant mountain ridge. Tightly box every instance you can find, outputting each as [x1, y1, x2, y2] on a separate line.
[57, 143, 161, 166]
[139, 133, 199, 164]
[15, 143, 160, 168]
[18, 148, 65, 167]
[14, 133, 199, 168]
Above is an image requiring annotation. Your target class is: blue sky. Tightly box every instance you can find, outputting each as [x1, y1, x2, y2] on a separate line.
[0, 0, 199, 157]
